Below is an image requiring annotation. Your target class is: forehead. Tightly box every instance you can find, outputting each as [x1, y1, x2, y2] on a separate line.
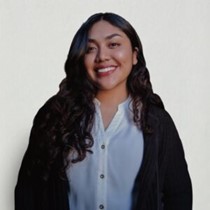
[88, 20, 126, 39]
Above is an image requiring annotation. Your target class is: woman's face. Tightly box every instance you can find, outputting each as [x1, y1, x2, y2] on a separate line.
[84, 20, 138, 94]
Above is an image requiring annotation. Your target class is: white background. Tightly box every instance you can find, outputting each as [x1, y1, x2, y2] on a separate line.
[1, 0, 210, 209]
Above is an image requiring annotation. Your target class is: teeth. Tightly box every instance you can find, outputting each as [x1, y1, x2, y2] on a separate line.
[97, 66, 115, 73]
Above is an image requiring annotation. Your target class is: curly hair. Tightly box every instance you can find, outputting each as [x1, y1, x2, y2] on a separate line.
[27, 13, 164, 181]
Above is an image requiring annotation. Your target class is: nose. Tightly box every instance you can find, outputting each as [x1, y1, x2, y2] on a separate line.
[95, 46, 110, 63]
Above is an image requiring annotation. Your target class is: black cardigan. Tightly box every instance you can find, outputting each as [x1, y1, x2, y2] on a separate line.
[15, 104, 192, 210]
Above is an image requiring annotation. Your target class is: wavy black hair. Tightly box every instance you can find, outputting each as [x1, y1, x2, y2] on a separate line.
[26, 12, 164, 181]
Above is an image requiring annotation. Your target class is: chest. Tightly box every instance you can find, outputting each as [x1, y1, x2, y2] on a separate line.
[67, 104, 144, 210]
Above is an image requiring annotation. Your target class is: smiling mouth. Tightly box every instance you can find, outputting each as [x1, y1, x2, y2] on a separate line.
[96, 66, 116, 73]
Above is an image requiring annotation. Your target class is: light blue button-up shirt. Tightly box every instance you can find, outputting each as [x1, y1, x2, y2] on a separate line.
[67, 97, 144, 210]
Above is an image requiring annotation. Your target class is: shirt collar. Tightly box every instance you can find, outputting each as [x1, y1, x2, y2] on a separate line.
[93, 96, 132, 110]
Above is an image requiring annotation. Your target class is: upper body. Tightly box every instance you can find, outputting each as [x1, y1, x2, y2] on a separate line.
[15, 100, 192, 210]
[15, 12, 192, 210]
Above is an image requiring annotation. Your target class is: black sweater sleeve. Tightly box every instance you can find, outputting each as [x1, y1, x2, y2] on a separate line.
[161, 112, 192, 210]
[15, 96, 70, 210]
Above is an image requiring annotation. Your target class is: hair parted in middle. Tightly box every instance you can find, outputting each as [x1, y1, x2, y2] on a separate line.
[27, 12, 164, 181]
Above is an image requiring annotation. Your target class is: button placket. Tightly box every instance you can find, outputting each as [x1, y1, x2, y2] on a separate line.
[98, 139, 108, 210]
[95, 104, 109, 210]
[96, 130, 107, 210]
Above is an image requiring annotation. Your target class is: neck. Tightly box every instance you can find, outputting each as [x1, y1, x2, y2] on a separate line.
[96, 88, 129, 129]
[96, 88, 129, 108]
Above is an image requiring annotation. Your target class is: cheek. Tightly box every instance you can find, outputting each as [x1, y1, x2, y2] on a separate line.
[84, 56, 93, 70]
[115, 50, 127, 61]
[84, 56, 96, 79]
[115, 49, 134, 66]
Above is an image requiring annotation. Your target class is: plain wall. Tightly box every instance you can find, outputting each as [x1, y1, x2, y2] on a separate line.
[1, 0, 210, 209]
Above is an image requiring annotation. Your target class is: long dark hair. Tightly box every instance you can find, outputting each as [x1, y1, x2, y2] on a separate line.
[27, 12, 164, 181]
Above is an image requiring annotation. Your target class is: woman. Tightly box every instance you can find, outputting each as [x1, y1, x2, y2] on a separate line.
[15, 13, 192, 210]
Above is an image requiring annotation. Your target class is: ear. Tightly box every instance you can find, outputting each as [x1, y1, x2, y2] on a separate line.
[132, 47, 138, 65]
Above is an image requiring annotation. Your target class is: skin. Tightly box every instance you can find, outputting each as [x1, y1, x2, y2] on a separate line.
[84, 20, 138, 128]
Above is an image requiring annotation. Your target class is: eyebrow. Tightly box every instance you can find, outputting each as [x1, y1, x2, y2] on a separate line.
[88, 33, 123, 42]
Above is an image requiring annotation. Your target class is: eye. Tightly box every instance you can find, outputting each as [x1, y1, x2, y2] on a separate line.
[109, 42, 120, 49]
[86, 45, 97, 53]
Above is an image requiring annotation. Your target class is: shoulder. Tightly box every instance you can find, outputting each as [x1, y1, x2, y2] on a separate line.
[146, 104, 181, 148]
[147, 104, 175, 128]
[35, 94, 65, 114]
[33, 95, 66, 124]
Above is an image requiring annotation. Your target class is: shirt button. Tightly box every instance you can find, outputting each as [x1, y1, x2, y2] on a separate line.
[101, 145, 105, 149]
[99, 204, 104, 209]
[100, 174, 104, 179]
